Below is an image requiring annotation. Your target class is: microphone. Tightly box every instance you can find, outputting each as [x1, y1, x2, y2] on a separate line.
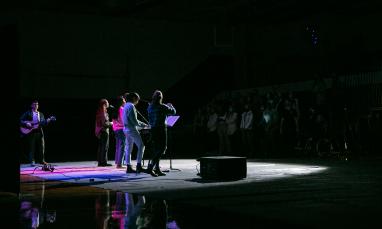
[136, 109, 150, 125]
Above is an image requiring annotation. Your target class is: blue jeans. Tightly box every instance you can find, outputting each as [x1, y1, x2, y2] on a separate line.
[124, 130, 145, 166]
[114, 129, 126, 166]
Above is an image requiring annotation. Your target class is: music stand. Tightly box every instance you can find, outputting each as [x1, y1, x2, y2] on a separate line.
[162, 115, 180, 172]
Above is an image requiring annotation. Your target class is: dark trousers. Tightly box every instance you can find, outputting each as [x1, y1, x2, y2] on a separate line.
[97, 131, 109, 165]
[149, 127, 167, 170]
[206, 130, 218, 154]
[228, 131, 240, 155]
[26, 131, 45, 163]
[241, 129, 254, 157]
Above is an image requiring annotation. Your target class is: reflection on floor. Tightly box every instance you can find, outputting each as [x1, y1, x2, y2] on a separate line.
[19, 185, 178, 229]
[19, 178, 290, 229]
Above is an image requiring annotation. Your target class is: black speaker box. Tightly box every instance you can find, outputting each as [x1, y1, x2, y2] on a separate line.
[197, 156, 247, 180]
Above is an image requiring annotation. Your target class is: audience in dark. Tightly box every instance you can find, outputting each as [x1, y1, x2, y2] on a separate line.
[193, 87, 382, 159]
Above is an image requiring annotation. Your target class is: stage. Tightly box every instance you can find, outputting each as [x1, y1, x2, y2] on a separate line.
[20, 159, 327, 194]
[19, 158, 382, 228]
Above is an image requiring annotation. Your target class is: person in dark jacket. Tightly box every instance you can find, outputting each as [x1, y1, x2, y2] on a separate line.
[20, 100, 54, 166]
[146, 90, 176, 176]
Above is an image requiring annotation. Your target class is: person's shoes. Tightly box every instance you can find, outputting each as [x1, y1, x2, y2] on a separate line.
[154, 169, 166, 176]
[145, 164, 158, 177]
[126, 165, 136, 173]
[116, 165, 124, 169]
[147, 170, 158, 177]
[136, 163, 146, 174]
[98, 162, 112, 167]
[30, 161, 36, 167]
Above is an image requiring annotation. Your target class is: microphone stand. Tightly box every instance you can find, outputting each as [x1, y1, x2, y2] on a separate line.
[162, 113, 181, 172]
[163, 126, 181, 172]
[136, 110, 150, 125]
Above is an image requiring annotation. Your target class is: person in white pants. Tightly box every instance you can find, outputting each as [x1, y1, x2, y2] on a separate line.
[122, 92, 149, 173]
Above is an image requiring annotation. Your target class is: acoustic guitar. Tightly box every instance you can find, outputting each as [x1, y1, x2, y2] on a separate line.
[20, 116, 56, 135]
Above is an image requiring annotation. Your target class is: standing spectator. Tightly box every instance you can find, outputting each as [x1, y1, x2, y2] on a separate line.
[254, 104, 267, 157]
[193, 108, 206, 156]
[314, 112, 329, 156]
[288, 92, 301, 148]
[206, 106, 218, 154]
[263, 102, 277, 157]
[240, 104, 254, 157]
[280, 100, 298, 156]
[369, 110, 381, 155]
[216, 105, 229, 155]
[312, 75, 328, 116]
[226, 104, 239, 155]
[357, 112, 370, 154]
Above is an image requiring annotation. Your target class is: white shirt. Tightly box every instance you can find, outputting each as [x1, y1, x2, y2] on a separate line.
[122, 102, 146, 133]
[240, 110, 253, 130]
[32, 111, 40, 123]
[225, 112, 238, 135]
[207, 113, 217, 132]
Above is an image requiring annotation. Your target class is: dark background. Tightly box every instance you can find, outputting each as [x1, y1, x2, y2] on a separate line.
[1, 0, 382, 192]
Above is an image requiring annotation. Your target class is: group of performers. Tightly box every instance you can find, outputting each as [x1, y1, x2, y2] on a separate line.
[95, 90, 176, 176]
[20, 90, 176, 177]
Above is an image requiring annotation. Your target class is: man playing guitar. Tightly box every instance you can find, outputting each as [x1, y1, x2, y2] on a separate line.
[20, 100, 55, 166]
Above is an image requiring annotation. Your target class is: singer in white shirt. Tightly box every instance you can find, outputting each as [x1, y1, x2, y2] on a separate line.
[122, 92, 149, 173]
